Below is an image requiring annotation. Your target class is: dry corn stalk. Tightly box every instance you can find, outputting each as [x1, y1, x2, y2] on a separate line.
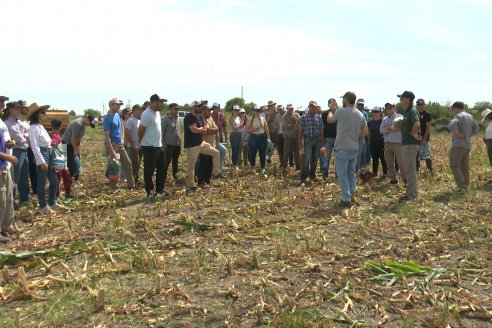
[252, 250, 260, 269]
[156, 274, 163, 294]
[15, 307, 21, 328]
[95, 288, 105, 312]
[226, 257, 234, 276]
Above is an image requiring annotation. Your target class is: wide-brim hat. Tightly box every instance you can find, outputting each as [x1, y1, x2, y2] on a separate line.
[481, 108, 492, 122]
[26, 102, 50, 120]
[267, 100, 277, 107]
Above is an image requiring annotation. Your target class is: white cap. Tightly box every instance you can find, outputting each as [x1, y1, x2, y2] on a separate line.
[232, 105, 240, 110]
[212, 102, 220, 108]
[239, 108, 245, 113]
[190, 100, 200, 107]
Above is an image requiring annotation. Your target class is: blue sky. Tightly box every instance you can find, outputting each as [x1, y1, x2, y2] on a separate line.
[2, 0, 491, 113]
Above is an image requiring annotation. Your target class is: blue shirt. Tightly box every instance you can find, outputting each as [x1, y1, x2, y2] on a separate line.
[0, 132, 7, 170]
[103, 112, 122, 144]
[449, 111, 480, 150]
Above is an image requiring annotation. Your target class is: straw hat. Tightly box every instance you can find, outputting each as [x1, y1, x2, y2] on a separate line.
[26, 102, 50, 120]
[267, 100, 277, 107]
[481, 108, 492, 122]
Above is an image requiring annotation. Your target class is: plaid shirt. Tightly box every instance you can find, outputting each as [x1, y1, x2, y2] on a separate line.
[299, 113, 323, 137]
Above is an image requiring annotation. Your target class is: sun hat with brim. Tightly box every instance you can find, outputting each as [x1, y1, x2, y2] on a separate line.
[26, 102, 50, 120]
[481, 108, 492, 122]
[239, 108, 245, 113]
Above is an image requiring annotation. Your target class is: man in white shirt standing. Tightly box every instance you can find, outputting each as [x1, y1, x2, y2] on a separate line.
[138, 94, 168, 199]
[125, 104, 143, 186]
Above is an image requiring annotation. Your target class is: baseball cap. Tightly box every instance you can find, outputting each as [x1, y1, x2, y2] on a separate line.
[150, 94, 167, 103]
[397, 91, 415, 101]
[232, 105, 240, 110]
[0, 96, 9, 102]
[201, 100, 208, 104]
[253, 105, 261, 111]
[168, 102, 179, 109]
[109, 98, 123, 106]
[239, 108, 245, 113]
[286, 103, 294, 109]
[356, 98, 365, 104]
[416, 98, 425, 105]
[385, 103, 394, 109]
[308, 100, 318, 107]
[87, 114, 97, 128]
[372, 106, 381, 112]
[340, 91, 357, 104]
[212, 102, 220, 108]
[190, 100, 201, 107]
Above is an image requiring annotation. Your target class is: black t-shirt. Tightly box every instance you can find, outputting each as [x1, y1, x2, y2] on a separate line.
[419, 110, 432, 142]
[367, 119, 384, 142]
[321, 110, 337, 138]
[184, 113, 203, 148]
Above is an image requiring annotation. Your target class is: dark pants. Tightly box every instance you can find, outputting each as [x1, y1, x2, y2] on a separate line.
[66, 144, 80, 181]
[230, 132, 243, 166]
[164, 145, 180, 180]
[142, 146, 166, 195]
[128, 147, 143, 183]
[27, 147, 38, 194]
[248, 133, 267, 168]
[486, 139, 492, 166]
[197, 154, 213, 185]
[370, 140, 387, 175]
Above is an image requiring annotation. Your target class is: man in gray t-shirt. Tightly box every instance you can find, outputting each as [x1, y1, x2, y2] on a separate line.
[62, 115, 96, 183]
[327, 91, 368, 207]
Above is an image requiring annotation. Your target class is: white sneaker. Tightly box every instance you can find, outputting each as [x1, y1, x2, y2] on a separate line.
[52, 203, 69, 211]
[39, 206, 55, 214]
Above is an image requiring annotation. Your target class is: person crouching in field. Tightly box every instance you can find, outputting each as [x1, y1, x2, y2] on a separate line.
[448, 101, 479, 190]
[482, 108, 492, 185]
[0, 125, 18, 243]
[50, 119, 72, 198]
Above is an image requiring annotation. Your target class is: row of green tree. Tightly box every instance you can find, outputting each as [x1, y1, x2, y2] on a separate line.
[82, 98, 492, 127]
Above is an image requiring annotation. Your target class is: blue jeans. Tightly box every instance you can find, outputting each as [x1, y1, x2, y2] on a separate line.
[319, 138, 335, 177]
[12, 149, 30, 202]
[36, 147, 58, 208]
[248, 133, 267, 168]
[301, 137, 321, 180]
[215, 143, 227, 167]
[230, 132, 243, 166]
[335, 149, 358, 202]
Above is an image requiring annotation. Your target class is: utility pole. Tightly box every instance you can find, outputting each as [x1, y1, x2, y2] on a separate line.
[241, 86, 243, 100]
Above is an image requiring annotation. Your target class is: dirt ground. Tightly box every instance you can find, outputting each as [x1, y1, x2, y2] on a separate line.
[1, 132, 491, 327]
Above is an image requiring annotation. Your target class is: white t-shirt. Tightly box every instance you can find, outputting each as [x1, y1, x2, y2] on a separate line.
[125, 116, 140, 148]
[485, 121, 492, 140]
[0, 119, 12, 168]
[139, 108, 162, 147]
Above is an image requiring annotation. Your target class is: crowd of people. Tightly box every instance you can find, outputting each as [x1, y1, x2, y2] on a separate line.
[1, 92, 492, 244]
